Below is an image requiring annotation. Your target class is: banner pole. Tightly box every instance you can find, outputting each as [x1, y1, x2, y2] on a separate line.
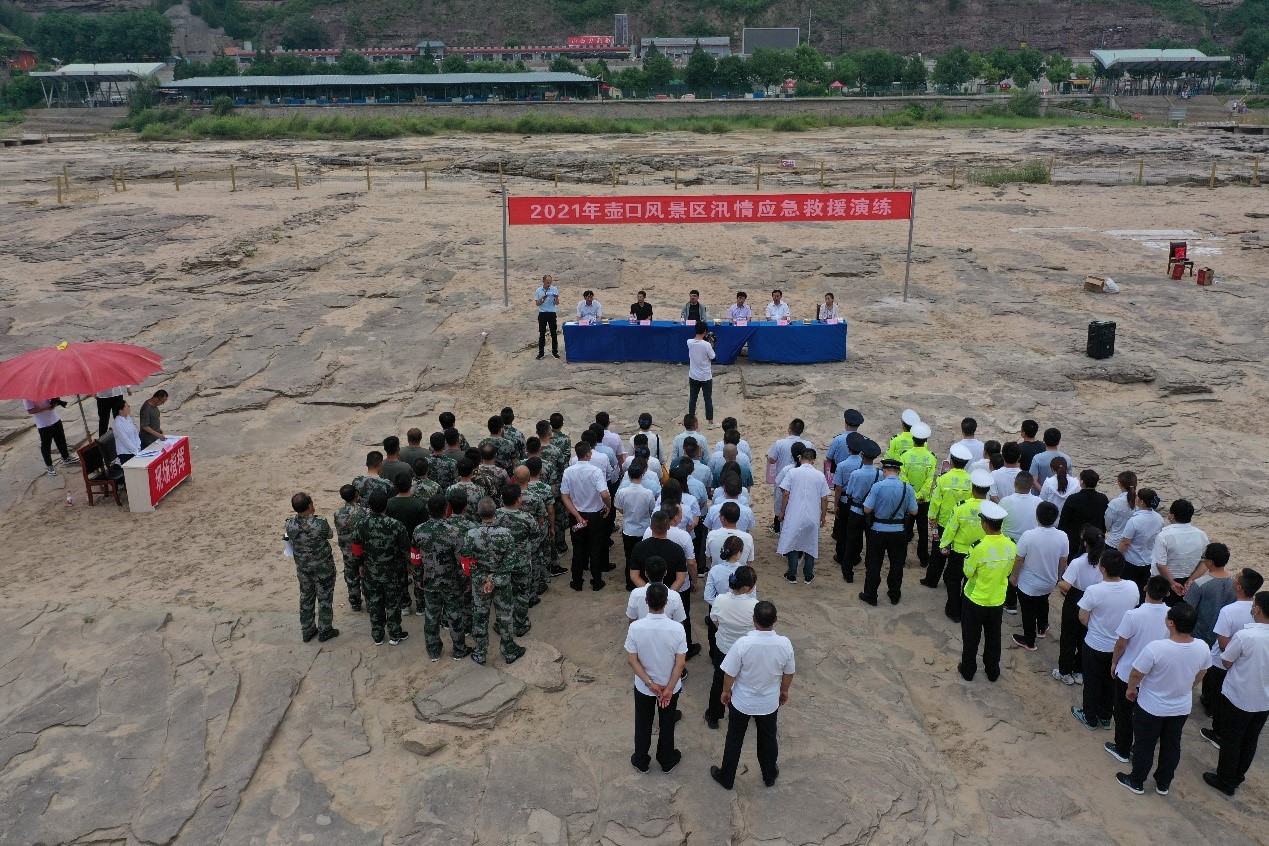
[502, 184, 510, 308]
[902, 188, 917, 303]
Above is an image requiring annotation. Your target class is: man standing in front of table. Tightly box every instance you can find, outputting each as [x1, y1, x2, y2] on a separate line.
[765, 290, 790, 322]
[534, 274, 560, 360]
[687, 322, 716, 429]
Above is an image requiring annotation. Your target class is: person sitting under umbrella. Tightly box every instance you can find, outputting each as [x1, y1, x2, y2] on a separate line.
[112, 402, 142, 465]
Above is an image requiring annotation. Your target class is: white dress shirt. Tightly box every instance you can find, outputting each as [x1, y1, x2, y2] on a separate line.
[1151, 522, 1209, 579]
[1221, 622, 1269, 713]
[576, 299, 603, 321]
[615, 484, 656, 537]
[710, 592, 759, 653]
[624, 612, 687, 696]
[764, 301, 790, 321]
[720, 629, 796, 716]
[626, 587, 686, 623]
[704, 500, 756, 532]
[111, 414, 142, 456]
[561, 461, 607, 513]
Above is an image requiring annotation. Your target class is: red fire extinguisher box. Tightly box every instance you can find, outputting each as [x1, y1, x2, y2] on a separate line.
[1197, 267, 1214, 286]
[1171, 263, 1185, 280]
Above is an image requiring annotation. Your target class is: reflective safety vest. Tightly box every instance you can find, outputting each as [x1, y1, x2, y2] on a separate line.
[899, 446, 937, 502]
[886, 431, 914, 461]
[930, 468, 972, 527]
[943, 497, 985, 555]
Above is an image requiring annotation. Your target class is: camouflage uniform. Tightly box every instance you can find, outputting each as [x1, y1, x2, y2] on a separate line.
[412, 519, 471, 660]
[479, 435, 519, 472]
[494, 505, 538, 634]
[352, 512, 409, 642]
[410, 477, 440, 505]
[472, 463, 509, 500]
[444, 514, 476, 623]
[549, 432, 572, 477]
[502, 425, 527, 461]
[332, 502, 367, 609]
[428, 454, 459, 492]
[461, 522, 522, 664]
[285, 514, 337, 637]
[527, 479, 559, 588]
[353, 474, 394, 507]
[449, 480, 488, 511]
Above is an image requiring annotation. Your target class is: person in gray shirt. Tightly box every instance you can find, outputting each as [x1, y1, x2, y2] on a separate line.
[1184, 543, 1236, 646]
[1029, 427, 1072, 491]
[139, 389, 168, 448]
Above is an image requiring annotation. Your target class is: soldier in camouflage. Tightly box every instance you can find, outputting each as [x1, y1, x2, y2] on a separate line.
[285, 492, 340, 643]
[444, 490, 476, 627]
[428, 431, 459, 491]
[449, 458, 487, 513]
[333, 483, 367, 611]
[438, 412, 470, 452]
[500, 406, 527, 462]
[351, 491, 410, 645]
[412, 494, 472, 661]
[462, 497, 526, 665]
[494, 482, 539, 637]
[479, 414, 520, 472]
[353, 450, 394, 510]
[543, 417, 574, 554]
[524, 458, 563, 585]
[473, 443, 510, 499]
[410, 456, 441, 504]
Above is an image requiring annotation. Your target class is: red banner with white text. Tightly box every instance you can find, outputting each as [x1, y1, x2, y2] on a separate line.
[508, 191, 913, 226]
[147, 436, 192, 507]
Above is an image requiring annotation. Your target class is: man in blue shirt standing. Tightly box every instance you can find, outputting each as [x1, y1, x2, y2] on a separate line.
[830, 430, 865, 567]
[825, 409, 865, 473]
[838, 439, 883, 583]
[534, 274, 560, 359]
[860, 456, 918, 606]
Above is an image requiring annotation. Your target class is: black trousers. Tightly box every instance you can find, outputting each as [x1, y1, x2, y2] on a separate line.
[959, 597, 1003, 680]
[570, 510, 606, 586]
[679, 588, 694, 647]
[862, 529, 907, 601]
[1122, 562, 1150, 600]
[706, 635, 726, 722]
[716, 705, 779, 787]
[905, 500, 930, 565]
[1214, 694, 1268, 791]
[840, 510, 867, 576]
[1057, 588, 1086, 676]
[37, 421, 70, 466]
[1111, 676, 1135, 758]
[688, 378, 713, 422]
[944, 551, 967, 618]
[1082, 647, 1115, 722]
[1202, 665, 1227, 719]
[831, 500, 847, 546]
[924, 524, 948, 586]
[622, 533, 641, 590]
[1128, 706, 1186, 789]
[1163, 575, 1189, 608]
[537, 311, 558, 355]
[632, 687, 680, 770]
[96, 394, 125, 436]
[1017, 590, 1050, 647]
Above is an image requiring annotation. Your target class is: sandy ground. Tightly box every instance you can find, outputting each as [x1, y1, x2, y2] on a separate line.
[0, 126, 1266, 845]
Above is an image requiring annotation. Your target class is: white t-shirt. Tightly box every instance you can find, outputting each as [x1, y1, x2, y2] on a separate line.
[626, 586, 686, 623]
[23, 399, 60, 429]
[687, 337, 715, 382]
[1079, 580, 1140, 653]
[1151, 522, 1209, 580]
[710, 592, 759, 653]
[630, 430, 663, 463]
[1114, 602, 1170, 683]
[1000, 492, 1040, 541]
[624, 612, 687, 696]
[1039, 475, 1077, 518]
[1132, 638, 1211, 717]
[704, 500, 756, 533]
[1120, 509, 1165, 568]
[615, 484, 656, 538]
[1014, 525, 1068, 596]
[704, 527, 755, 571]
[1212, 600, 1254, 664]
[1062, 554, 1104, 592]
[720, 629, 796, 716]
[991, 467, 1021, 501]
[1220, 623, 1269, 713]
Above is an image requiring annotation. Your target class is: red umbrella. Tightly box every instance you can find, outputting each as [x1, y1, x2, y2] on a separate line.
[0, 340, 164, 439]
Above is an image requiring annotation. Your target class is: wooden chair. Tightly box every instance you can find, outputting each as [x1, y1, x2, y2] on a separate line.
[76, 432, 125, 507]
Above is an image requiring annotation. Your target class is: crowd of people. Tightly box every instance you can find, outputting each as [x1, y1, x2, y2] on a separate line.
[284, 405, 1265, 797]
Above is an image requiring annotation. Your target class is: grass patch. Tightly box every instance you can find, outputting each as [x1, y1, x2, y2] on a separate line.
[116, 107, 1122, 140]
[969, 158, 1051, 187]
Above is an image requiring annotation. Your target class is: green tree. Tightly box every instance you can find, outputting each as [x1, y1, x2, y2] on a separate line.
[174, 60, 208, 80]
[376, 58, 407, 74]
[613, 65, 645, 94]
[409, 51, 438, 74]
[1, 71, 43, 109]
[549, 56, 580, 73]
[933, 46, 972, 90]
[684, 44, 717, 88]
[980, 62, 1007, 85]
[272, 52, 314, 75]
[1256, 57, 1269, 85]
[1044, 54, 1073, 86]
[1236, 30, 1269, 79]
[583, 58, 610, 80]
[345, 10, 365, 44]
[790, 42, 827, 83]
[902, 55, 928, 90]
[441, 52, 469, 73]
[336, 50, 372, 74]
[1011, 65, 1034, 87]
[642, 46, 674, 86]
[984, 45, 1016, 76]
[207, 53, 239, 76]
[279, 18, 328, 50]
[830, 54, 859, 88]
[32, 12, 91, 62]
[0, 32, 25, 54]
[715, 54, 752, 90]
[748, 47, 791, 87]
[1014, 46, 1044, 80]
[854, 49, 904, 90]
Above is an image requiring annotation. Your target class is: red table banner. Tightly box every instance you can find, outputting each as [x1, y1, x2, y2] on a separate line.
[508, 191, 913, 226]
[147, 436, 192, 507]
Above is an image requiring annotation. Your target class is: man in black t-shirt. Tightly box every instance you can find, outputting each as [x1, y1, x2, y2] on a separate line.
[629, 290, 653, 321]
[628, 511, 687, 592]
[1016, 419, 1045, 481]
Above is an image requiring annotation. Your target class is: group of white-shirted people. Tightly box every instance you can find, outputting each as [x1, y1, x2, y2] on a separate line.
[285, 404, 1265, 799]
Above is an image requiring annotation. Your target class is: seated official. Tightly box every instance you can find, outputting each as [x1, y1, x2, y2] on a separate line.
[577, 291, 603, 323]
[630, 290, 653, 321]
[728, 292, 752, 323]
[680, 290, 709, 324]
[765, 290, 790, 322]
[817, 293, 840, 321]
